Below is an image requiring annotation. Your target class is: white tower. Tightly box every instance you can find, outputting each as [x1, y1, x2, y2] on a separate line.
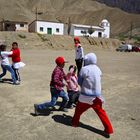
[100, 19, 110, 38]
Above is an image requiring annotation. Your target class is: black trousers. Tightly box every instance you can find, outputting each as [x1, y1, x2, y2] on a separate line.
[67, 91, 80, 107]
[75, 59, 83, 75]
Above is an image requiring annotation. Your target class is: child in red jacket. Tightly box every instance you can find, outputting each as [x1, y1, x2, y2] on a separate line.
[34, 56, 69, 115]
[9, 42, 25, 83]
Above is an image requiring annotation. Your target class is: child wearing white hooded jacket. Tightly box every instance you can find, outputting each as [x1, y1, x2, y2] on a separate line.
[72, 53, 113, 136]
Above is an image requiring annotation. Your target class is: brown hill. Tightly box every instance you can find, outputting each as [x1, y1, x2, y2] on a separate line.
[97, 0, 140, 13]
[0, 31, 121, 50]
[0, 0, 140, 36]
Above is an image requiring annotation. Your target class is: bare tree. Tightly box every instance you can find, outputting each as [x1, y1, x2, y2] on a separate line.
[129, 22, 133, 39]
[67, 17, 71, 35]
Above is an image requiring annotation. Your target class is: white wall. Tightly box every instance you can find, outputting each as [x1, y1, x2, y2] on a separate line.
[36, 21, 64, 35]
[70, 20, 110, 38]
[72, 26, 104, 38]
[100, 20, 110, 38]
[90, 30, 103, 37]
[102, 26, 110, 38]
[15, 24, 28, 31]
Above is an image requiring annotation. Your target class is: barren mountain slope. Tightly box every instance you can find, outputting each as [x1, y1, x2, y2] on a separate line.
[96, 0, 140, 13]
[0, 0, 140, 36]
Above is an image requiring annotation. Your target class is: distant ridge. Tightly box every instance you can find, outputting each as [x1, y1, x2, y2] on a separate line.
[0, 0, 140, 36]
[96, 0, 140, 14]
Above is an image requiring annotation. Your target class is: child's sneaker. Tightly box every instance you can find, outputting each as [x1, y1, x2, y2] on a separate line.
[13, 80, 20, 85]
[103, 129, 113, 138]
[34, 104, 40, 116]
[67, 104, 74, 109]
[0, 78, 3, 82]
[58, 107, 68, 112]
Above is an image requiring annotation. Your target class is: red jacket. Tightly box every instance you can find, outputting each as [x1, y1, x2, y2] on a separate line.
[50, 66, 67, 91]
[9, 48, 21, 63]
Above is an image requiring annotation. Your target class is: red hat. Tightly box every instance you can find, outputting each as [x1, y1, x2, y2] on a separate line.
[74, 37, 80, 43]
[55, 56, 67, 65]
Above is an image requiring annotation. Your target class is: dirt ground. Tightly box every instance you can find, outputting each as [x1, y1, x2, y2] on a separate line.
[0, 48, 140, 140]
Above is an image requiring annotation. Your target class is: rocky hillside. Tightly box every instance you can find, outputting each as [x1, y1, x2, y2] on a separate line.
[0, 0, 140, 36]
[96, 0, 140, 14]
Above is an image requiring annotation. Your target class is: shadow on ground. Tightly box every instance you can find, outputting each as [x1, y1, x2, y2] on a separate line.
[52, 114, 110, 138]
[0, 78, 13, 84]
[30, 106, 58, 117]
[30, 101, 63, 117]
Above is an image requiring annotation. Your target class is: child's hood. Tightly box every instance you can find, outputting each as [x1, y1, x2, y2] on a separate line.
[84, 53, 97, 66]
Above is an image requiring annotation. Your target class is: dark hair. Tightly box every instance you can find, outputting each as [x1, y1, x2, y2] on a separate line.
[0, 44, 6, 51]
[69, 65, 77, 73]
[12, 42, 18, 46]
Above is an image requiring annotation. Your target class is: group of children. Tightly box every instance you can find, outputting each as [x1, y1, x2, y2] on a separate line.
[34, 57, 79, 113]
[0, 38, 113, 136]
[34, 37, 113, 136]
[0, 42, 25, 85]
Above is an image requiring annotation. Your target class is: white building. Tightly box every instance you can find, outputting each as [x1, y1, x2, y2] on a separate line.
[29, 20, 64, 35]
[69, 19, 110, 38]
[100, 19, 110, 38]
[0, 20, 28, 31]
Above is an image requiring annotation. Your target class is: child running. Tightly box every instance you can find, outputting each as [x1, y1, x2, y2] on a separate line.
[0, 44, 19, 85]
[34, 56, 69, 115]
[72, 53, 113, 137]
[66, 65, 80, 109]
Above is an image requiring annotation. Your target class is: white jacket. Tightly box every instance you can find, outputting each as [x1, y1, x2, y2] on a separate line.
[78, 53, 103, 104]
[75, 44, 84, 60]
[0, 51, 13, 65]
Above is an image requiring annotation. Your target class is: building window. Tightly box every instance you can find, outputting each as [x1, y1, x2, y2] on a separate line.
[40, 27, 44, 32]
[56, 28, 59, 33]
[20, 24, 24, 27]
[81, 30, 87, 36]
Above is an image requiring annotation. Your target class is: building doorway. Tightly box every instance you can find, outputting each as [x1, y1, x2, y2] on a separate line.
[98, 32, 102, 37]
[47, 28, 52, 35]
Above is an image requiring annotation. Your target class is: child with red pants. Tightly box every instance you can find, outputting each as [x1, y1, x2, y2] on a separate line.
[72, 53, 113, 136]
